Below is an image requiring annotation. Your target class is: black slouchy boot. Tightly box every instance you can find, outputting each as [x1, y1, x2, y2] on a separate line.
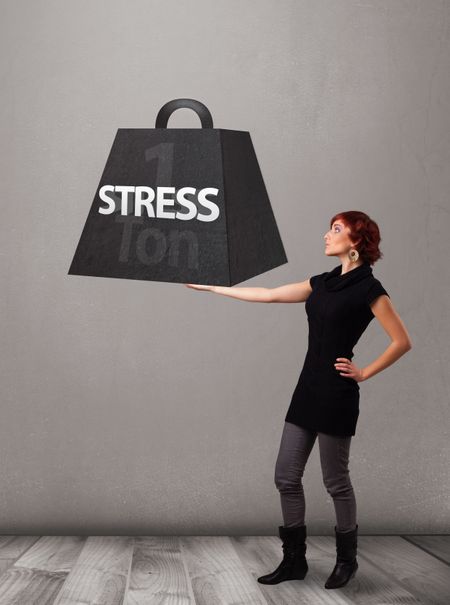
[324, 524, 359, 589]
[257, 524, 308, 584]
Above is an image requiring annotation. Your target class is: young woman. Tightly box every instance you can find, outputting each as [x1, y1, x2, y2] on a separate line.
[185, 211, 412, 590]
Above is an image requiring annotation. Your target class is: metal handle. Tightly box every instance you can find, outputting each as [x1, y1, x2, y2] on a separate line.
[155, 98, 213, 128]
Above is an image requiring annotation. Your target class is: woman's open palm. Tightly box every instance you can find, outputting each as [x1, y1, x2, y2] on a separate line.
[185, 284, 215, 292]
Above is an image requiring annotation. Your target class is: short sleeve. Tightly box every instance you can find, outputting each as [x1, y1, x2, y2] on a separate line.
[309, 271, 327, 290]
[367, 279, 390, 307]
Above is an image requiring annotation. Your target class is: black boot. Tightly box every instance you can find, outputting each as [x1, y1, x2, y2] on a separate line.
[324, 524, 359, 589]
[257, 524, 308, 584]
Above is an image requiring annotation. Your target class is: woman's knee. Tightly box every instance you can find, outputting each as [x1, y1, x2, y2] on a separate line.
[322, 473, 354, 498]
[274, 464, 305, 492]
[275, 475, 304, 494]
[274, 464, 285, 490]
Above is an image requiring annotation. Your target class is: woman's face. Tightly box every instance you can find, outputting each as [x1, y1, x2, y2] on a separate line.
[324, 220, 355, 256]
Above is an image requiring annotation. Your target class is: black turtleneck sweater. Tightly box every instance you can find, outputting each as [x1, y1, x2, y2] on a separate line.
[285, 261, 389, 437]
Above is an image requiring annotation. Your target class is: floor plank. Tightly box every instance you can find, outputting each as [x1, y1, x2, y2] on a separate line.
[13, 536, 86, 573]
[402, 535, 450, 565]
[0, 567, 67, 605]
[358, 536, 450, 605]
[0, 536, 41, 577]
[180, 536, 268, 605]
[0, 536, 84, 604]
[125, 536, 193, 604]
[52, 536, 134, 605]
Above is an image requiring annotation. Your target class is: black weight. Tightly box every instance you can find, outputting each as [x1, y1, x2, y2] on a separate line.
[68, 98, 287, 286]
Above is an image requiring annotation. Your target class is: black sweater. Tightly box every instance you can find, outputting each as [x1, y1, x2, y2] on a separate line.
[285, 261, 389, 437]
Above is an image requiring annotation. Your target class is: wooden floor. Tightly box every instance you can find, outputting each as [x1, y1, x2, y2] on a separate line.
[0, 534, 448, 604]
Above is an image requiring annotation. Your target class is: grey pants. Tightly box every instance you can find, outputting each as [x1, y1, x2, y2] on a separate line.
[275, 421, 357, 532]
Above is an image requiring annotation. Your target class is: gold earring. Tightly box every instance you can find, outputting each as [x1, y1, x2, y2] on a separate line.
[348, 249, 359, 262]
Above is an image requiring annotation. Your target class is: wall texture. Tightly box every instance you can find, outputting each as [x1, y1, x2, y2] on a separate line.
[1, 0, 448, 534]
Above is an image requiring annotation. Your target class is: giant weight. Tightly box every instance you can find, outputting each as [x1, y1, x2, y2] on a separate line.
[68, 98, 288, 285]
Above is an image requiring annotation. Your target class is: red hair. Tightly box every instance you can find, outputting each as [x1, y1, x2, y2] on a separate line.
[330, 211, 384, 265]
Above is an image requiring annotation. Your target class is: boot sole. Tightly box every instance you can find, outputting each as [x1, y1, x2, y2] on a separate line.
[257, 570, 308, 584]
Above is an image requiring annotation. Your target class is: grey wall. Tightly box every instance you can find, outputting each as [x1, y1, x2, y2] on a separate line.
[1, 0, 448, 534]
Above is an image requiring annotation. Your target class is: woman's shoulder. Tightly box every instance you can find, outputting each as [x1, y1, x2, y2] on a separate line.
[309, 270, 329, 289]
[365, 274, 390, 303]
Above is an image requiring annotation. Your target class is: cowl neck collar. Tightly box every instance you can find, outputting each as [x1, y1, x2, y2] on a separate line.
[324, 261, 372, 292]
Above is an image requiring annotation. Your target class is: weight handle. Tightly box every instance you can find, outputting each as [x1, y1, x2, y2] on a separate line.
[155, 98, 214, 129]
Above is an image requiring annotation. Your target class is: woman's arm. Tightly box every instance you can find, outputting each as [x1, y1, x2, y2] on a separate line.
[361, 295, 412, 380]
[185, 279, 312, 303]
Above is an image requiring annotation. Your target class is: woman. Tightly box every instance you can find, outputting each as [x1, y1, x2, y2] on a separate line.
[185, 211, 412, 590]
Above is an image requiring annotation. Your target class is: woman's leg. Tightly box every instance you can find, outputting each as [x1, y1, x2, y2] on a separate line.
[318, 431, 357, 532]
[274, 421, 317, 528]
[258, 422, 313, 584]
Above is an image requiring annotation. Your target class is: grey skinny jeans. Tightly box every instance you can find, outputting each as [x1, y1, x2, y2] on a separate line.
[275, 421, 357, 532]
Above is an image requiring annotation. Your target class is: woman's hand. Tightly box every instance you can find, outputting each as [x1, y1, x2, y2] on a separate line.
[185, 284, 216, 292]
[334, 358, 366, 382]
